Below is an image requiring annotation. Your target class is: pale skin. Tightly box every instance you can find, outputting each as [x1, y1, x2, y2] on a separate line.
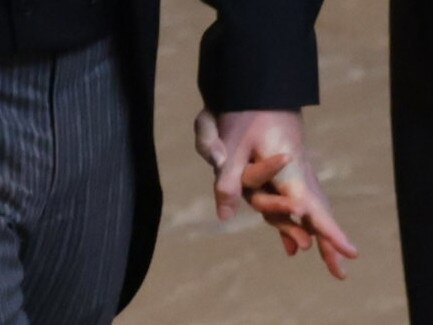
[194, 107, 359, 280]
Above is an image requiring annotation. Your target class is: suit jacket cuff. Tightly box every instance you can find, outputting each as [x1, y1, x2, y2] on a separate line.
[197, 0, 323, 115]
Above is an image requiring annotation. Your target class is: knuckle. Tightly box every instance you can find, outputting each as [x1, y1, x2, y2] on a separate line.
[215, 180, 239, 199]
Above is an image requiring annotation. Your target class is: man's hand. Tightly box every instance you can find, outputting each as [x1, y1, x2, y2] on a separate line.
[195, 106, 305, 219]
[194, 107, 359, 280]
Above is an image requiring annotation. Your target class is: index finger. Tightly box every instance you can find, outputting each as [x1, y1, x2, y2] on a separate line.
[306, 199, 359, 259]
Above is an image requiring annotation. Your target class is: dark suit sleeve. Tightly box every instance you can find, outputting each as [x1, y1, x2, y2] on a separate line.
[197, 0, 324, 114]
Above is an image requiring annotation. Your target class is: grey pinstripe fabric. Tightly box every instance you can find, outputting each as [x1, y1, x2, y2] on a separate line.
[0, 34, 136, 324]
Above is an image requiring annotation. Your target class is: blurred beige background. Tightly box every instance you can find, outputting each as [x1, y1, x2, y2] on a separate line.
[115, 0, 408, 324]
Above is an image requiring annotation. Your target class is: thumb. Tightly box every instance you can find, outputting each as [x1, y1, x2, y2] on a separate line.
[194, 108, 227, 170]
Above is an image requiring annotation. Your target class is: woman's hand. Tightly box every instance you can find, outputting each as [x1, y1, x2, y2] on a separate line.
[241, 153, 359, 280]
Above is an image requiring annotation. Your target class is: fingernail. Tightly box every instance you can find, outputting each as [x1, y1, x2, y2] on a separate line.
[347, 242, 358, 255]
[218, 205, 234, 220]
[213, 151, 226, 168]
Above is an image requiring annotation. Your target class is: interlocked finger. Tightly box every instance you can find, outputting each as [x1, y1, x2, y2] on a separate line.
[248, 190, 305, 216]
[306, 199, 358, 259]
[241, 153, 291, 189]
[317, 235, 347, 280]
[264, 213, 313, 250]
[279, 231, 298, 256]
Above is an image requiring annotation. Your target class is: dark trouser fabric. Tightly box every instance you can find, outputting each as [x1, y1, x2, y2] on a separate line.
[390, 0, 433, 324]
[0, 33, 136, 324]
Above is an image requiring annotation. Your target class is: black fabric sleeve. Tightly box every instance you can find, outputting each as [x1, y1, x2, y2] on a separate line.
[197, 0, 324, 114]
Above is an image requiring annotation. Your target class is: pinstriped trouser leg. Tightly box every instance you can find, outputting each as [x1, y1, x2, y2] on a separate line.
[0, 34, 136, 324]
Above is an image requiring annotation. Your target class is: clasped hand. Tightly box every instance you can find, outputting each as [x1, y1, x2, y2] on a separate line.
[194, 107, 359, 280]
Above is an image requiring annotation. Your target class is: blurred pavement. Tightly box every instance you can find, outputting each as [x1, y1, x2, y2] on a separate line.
[115, 0, 408, 324]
